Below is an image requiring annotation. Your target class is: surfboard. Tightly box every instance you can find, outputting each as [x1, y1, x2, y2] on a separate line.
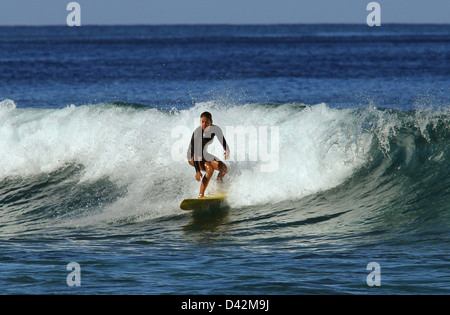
[180, 194, 227, 211]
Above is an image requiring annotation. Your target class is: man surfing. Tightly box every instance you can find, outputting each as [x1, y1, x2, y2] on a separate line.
[187, 111, 230, 198]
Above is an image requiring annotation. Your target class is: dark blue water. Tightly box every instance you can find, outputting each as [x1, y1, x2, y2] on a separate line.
[0, 24, 449, 295]
[2, 24, 449, 110]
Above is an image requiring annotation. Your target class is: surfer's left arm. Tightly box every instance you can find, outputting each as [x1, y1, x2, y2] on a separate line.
[216, 126, 230, 160]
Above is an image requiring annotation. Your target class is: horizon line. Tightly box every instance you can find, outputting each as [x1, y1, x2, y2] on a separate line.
[1, 22, 449, 27]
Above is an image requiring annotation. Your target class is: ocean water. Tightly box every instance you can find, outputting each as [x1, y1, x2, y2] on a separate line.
[0, 24, 449, 295]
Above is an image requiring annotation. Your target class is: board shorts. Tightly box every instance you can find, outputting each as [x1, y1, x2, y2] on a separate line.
[189, 154, 220, 171]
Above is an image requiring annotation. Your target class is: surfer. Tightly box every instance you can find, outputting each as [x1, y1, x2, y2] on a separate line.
[187, 111, 230, 198]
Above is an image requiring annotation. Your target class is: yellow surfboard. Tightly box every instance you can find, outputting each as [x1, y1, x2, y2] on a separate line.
[180, 194, 227, 211]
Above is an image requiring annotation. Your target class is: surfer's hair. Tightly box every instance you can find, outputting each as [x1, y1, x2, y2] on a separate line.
[200, 111, 213, 122]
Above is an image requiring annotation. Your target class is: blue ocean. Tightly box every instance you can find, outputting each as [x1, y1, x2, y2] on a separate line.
[0, 24, 449, 295]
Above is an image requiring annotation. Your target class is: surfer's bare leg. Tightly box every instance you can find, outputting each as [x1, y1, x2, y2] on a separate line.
[198, 162, 214, 198]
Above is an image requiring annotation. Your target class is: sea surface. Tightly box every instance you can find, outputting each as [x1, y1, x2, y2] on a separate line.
[0, 24, 449, 295]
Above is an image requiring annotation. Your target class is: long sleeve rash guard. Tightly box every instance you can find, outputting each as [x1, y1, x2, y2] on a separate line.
[187, 125, 229, 173]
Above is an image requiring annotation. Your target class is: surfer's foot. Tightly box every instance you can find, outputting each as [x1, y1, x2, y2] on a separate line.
[198, 193, 205, 198]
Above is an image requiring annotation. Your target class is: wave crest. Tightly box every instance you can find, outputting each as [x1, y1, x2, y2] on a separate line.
[0, 100, 448, 231]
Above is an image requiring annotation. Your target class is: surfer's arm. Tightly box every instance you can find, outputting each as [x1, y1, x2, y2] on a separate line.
[223, 138, 230, 160]
[216, 126, 230, 160]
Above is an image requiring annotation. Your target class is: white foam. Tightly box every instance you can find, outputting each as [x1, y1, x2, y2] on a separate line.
[220, 103, 372, 206]
[0, 100, 373, 224]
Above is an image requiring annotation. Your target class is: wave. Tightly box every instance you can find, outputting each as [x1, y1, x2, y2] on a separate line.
[0, 98, 449, 235]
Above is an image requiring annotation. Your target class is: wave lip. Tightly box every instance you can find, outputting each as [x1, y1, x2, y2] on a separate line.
[225, 103, 374, 206]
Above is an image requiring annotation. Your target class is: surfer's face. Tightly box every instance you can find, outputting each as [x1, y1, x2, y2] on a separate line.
[200, 117, 212, 131]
